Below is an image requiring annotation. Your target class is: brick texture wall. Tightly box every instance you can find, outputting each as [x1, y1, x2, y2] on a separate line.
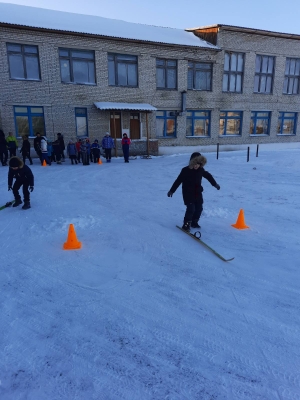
[1, 25, 300, 155]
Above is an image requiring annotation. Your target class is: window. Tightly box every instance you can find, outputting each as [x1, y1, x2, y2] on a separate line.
[108, 53, 138, 87]
[186, 111, 211, 137]
[14, 106, 45, 137]
[250, 112, 271, 135]
[59, 48, 95, 84]
[219, 112, 242, 136]
[75, 108, 88, 137]
[188, 62, 212, 91]
[156, 59, 177, 89]
[277, 112, 297, 135]
[156, 111, 176, 137]
[283, 58, 300, 94]
[222, 52, 244, 92]
[254, 55, 275, 94]
[7, 43, 41, 80]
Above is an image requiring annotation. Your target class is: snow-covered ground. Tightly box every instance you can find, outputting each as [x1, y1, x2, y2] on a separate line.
[0, 148, 299, 400]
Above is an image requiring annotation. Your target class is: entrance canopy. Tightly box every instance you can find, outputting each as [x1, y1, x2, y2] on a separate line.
[94, 102, 157, 111]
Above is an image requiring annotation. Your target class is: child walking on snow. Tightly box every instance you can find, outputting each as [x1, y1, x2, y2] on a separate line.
[8, 156, 34, 210]
[167, 152, 220, 231]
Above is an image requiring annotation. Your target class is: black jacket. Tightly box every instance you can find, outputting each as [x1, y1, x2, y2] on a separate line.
[170, 166, 217, 205]
[0, 135, 7, 151]
[20, 140, 30, 154]
[34, 136, 41, 152]
[8, 165, 34, 187]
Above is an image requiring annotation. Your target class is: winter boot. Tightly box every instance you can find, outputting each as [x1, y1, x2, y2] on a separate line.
[13, 199, 22, 207]
[182, 221, 191, 232]
[191, 221, 201, 228]
[22, 201, 31, 210]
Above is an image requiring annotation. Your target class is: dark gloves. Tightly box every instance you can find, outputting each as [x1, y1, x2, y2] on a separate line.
[8, 186, 12, 191]
[29, 186, 34, 192]
[215, 184, 220, 190]
[167, 191, 173, 197]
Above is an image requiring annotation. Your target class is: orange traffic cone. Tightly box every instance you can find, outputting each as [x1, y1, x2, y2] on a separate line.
[42, 159, 47, 167]
[231, 209, 249, 230]
[98, 158, 102, 165]
[63, 224, 82, 250]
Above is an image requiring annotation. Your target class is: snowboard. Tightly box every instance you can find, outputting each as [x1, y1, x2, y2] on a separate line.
[0, 201, 15, 210]
[176, 225, 234, 262]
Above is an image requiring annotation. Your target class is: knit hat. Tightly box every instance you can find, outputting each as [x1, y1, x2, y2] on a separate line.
[9, 156, 22, 168]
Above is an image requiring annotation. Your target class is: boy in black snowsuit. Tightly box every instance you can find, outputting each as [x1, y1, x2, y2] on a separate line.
[20, 135, 33, 165]
[0, 129, 8, 166]
[168, 152, 220, 231]
[8, 156, 34, 210]
[34, 132, 42, 164]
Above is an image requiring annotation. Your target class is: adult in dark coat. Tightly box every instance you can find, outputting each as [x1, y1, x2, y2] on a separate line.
[57, 133, 66, 161]
[20, 135, 33, 165]
[0, 129, 8, 166]
[33, 132, 42, 164]
[52, 139, 62, 164]
[8, 156, 34, 210]
[168, 153, 220, 231]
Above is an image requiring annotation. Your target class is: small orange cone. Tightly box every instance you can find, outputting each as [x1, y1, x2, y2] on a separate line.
[98, 158, 102, 165]
[42, 160, 47, 167]
[63, 224, 82, 250]
[231, 209, 250, 230]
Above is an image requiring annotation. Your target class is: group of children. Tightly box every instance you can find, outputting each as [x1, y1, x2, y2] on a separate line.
[6, 147, 220, 232]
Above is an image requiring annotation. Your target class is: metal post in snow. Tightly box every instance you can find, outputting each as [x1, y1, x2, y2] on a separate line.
[146, 112, 150, 157]
[247, 146, 250, 162]
[256, 144, 259, 157]
[113, 110, 117, 158]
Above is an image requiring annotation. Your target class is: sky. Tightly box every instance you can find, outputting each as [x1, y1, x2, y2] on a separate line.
[0, 147, 300, 399]
[1, 0, 300, 34]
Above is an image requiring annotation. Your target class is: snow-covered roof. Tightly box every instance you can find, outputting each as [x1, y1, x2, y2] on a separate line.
[0, 3, 219, 49]
[94, 102, 157, 111]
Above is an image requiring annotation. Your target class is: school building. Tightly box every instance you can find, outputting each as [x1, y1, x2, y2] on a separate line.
[1, 3, 300, 156]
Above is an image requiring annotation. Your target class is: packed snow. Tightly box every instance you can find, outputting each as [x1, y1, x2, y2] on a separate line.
[0, 148, 300, 400]
[0, 3, 218, 49]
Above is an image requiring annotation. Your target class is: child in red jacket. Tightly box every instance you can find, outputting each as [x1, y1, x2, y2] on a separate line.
[121, 133, 131, 163]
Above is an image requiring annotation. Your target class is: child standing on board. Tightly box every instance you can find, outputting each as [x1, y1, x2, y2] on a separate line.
[168, 152, 220, 231]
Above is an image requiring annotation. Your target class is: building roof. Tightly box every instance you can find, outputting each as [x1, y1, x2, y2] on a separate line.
[186, 24, 300, 40]
[94, 102, 157, 111]
[0, 3, 218, 49]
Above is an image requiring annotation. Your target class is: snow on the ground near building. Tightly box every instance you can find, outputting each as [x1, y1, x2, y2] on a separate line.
[0, 149, 299, 400]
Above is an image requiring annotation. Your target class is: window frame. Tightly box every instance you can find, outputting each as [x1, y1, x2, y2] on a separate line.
[186, 110, 211, 137]
[13, 106, 45, 138]
[277, 112, 297, 135]
[75, 108, 89, 137]
[7, 42, 41, 81]
[250, 111, 271, 136]
[283, 58, 300, 95]
[254, 55, 275, 94]
[187, 61, 212, 91]
[108, 53, 138, 87]
[219, 111, 243, 136]
[222, 52, 244, 93]
[156, 58, 178, 90]
[59, 48, 96, 85]
[156, 111, 177, 138]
